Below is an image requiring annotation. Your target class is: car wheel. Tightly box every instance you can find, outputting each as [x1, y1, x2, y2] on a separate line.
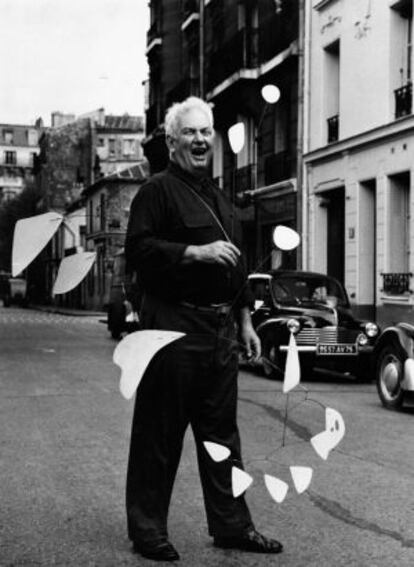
[261, 333, 283, 380]
[376, 343, 406, 410]
[108, 302, 126, 340]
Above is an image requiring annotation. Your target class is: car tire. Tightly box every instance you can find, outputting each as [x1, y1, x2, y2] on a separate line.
[108, 302, 126, 340]
[376, 343, 406, 410]
[261, 333, 283, 380]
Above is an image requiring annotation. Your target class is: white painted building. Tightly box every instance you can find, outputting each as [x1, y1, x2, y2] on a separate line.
[0, 122, 43, 202]
[303, 0, 414, 326]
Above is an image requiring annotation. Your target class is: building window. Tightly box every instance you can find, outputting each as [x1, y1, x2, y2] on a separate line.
[324, 40, 340, 143]
[3, 130, 13, 144]
[109, 139, 116, 156]
[100, 193, 106, 231]
[391, 0, 413, 117]
[123, 139, 136, 156]
[98, 137, 105, 147]
[5, 151, 16, 165]
[387, 172, 410, 276]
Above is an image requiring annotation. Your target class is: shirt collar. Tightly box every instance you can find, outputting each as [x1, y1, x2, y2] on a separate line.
[167, 160, 210, 189]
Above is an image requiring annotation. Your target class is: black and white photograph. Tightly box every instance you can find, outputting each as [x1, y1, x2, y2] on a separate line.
[1, 1, 414, 565]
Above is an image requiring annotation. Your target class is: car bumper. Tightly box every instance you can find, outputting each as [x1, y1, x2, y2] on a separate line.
[279, 345, 375, 354]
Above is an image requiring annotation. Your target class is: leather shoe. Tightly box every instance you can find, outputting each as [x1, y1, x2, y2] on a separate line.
[132, 539, 180, 561]
[214, 528, 283, 554]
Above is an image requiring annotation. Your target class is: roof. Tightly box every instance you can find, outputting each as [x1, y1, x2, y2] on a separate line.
[99, 114, 144, 132]
[82, 161, 149, 196]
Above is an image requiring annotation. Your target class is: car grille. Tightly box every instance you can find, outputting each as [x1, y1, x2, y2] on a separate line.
[296, 327, 359, 345]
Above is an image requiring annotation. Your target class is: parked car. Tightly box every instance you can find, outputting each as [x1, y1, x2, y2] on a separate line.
[248, 270, 380, 381]
[107, 250, 141, 339]
[0, 273, 28, 307]
[374, 323, 414, 410]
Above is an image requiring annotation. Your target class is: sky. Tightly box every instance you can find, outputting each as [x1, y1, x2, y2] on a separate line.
[0, 0, 150, 126]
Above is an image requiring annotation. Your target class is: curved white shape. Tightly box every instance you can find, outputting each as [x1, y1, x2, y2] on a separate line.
[403, 358, 414, 390]
[264, 474, 289, 503]
[12, 212, 64, 276]
[203, 441, 231, 462]
[261, 84, 281, 104]
[310, 407, 345, 460]
[283, 332, 300, 393]
[231, 466, 253, 498]
[227, 122, 245, 154]
[273, 225, 300, 251]
[114, 330, 185, 400]
[290, 466, 313, 494]
[52, 252, 96, 295]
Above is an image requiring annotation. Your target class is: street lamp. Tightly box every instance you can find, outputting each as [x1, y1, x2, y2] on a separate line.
[254, 84, 281, 261]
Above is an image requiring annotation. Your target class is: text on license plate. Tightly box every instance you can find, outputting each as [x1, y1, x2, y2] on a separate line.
[317, 343, 357, 355]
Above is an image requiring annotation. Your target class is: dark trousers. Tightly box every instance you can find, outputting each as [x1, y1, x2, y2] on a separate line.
[126, 296, 253, 544]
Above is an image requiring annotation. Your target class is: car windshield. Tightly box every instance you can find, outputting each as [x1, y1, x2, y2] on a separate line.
[271, 275, 348, 308]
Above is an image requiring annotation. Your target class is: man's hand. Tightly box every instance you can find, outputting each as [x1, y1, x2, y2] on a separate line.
[183, 241, 241, 267]
[239, 307, 261, 362]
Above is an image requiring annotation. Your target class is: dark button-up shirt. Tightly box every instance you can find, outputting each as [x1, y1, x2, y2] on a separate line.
[125, 161, 252, 308]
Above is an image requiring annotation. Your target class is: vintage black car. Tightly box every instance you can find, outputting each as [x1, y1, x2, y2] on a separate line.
[248, 270, 380, 381]
[374, 323, 414, 410]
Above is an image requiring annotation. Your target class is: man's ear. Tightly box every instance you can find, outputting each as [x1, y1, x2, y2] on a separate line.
[165, 135, 175, 153]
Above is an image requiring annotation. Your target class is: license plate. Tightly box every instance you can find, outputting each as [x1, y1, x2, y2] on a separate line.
[316, 343, 357, 355]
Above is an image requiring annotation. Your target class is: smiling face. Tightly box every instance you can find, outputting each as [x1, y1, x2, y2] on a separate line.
[167, 107, 214, 177]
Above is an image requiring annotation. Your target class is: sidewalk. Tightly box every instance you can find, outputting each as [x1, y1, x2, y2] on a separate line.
[30, 304, 106, 318]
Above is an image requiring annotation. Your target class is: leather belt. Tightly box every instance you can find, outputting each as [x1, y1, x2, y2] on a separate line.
[179, 301, 233, 315]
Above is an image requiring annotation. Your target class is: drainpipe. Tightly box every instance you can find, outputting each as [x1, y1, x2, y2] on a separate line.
[296, 0, 305, 269]
[301, 0, 312, 270]
[199, 0, 205, 98]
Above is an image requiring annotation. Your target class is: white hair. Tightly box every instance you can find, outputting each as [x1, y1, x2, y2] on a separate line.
[164, 96, 214, 138]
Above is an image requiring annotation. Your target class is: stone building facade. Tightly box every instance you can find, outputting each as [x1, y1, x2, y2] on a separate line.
[303, 0, 414, 325]
[0, 120, 43, 203]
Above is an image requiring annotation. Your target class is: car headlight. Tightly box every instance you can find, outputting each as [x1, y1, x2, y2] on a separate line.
[364, 322, 379, 338]
[358, 333, 369, 346]
[287, 318, 301, 334]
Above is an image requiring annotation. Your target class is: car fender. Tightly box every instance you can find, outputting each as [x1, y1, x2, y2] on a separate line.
[256, 318, 288, 340]
[375, 323, 414, 359]
[375, 324, 414, 391]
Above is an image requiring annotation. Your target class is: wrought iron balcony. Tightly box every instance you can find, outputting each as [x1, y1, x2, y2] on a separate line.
[381, 272, 412, 295]
[166, 78, 199, 108]
[327, 114, 339, 143]
[207, 28, 257, 91]
[182, 0, 199, 21]
[264, 151, 296, 185]
[395, 82, 412, 118]
[146, 103, 161, 134]
[259, 8, 298, 64]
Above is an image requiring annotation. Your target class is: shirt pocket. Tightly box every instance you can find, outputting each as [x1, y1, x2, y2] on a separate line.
[180, 212, 217, 244]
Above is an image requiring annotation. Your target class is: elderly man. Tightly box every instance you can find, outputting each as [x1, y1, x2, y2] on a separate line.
[125, 96, 283, 561]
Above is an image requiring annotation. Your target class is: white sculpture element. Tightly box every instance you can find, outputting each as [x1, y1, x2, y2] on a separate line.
[290, 466, 313, 494]
[52, 252, 96, 295]
[264, 474, 289, 503]
[273, 225, 301, 251]
[310, 407, 345, 460]
[231, 466, 253, 498]
[12, 212, 64, 276]
[283, 332, 301, 393]
[203, 441, 231, 462]
[113, 330, 185, 400]
[227, 122, 245, 154]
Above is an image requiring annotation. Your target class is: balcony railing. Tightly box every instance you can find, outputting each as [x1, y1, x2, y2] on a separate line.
[182, 0, 199, 20]
[207, 28, 257, 91]
[165, 78, 199, 108]
[327, 114, 339, 143]
[146, 103, 161, 134]
[395, 82, 412, 118]
[147, 21, 161, 47]
[381, 272, 412, 295]
[259, 9, 298, 64]
[264, 151, 296, 185]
